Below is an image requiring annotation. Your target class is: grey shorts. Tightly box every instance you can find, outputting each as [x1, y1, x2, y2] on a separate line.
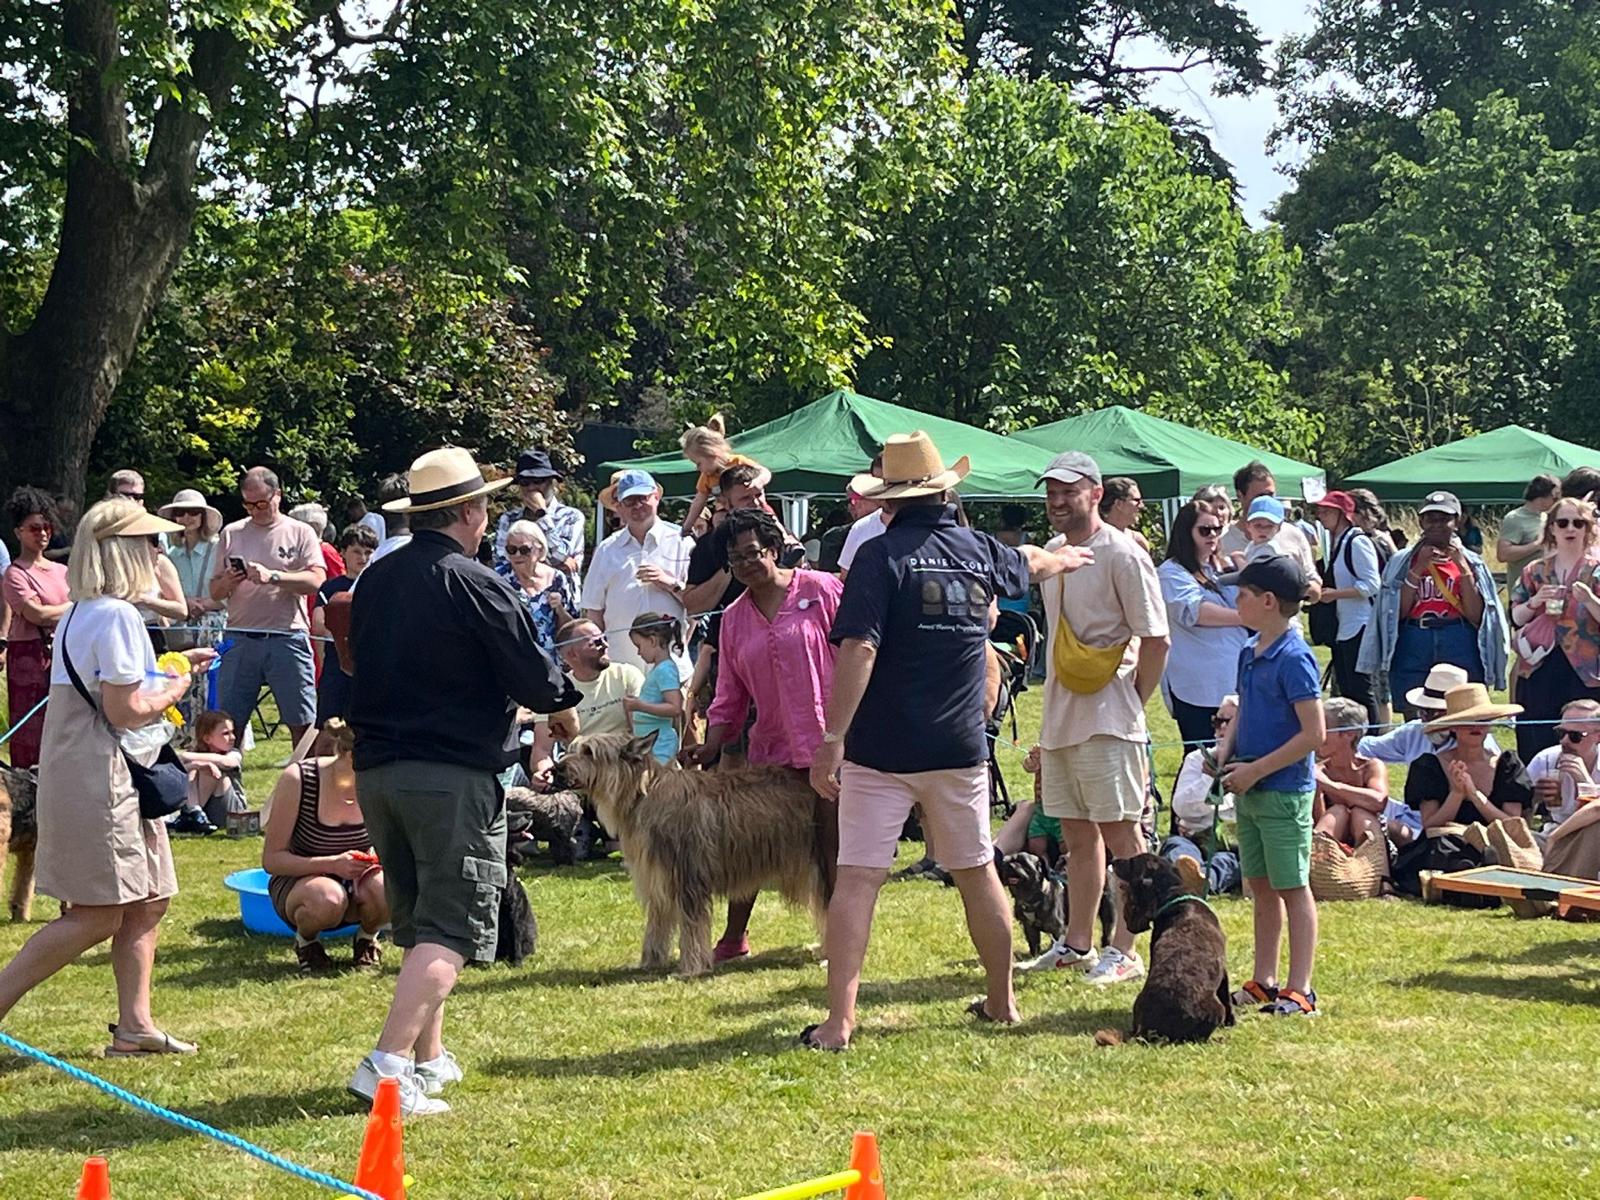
[216, 631, 317, 729]
[356, 760, 507, 962]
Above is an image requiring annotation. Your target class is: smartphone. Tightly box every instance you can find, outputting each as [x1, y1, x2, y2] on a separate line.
[228, 555, 246, 574]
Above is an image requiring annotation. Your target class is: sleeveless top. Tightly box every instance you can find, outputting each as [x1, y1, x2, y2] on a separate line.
[288, 759, 371, 859]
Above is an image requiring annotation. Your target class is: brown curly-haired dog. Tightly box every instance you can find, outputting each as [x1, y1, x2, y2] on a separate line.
[1096, 854, 1232, 1045]
[0, 764, 39, 921]
[552, 732, 828, 977]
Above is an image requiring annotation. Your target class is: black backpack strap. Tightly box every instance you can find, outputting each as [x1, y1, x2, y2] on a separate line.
[57, 605, 99, 714]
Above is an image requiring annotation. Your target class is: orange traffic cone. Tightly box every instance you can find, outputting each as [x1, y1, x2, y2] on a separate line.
[352, 1077, 408, 1200]
[76, 1156, 111, 1200]
[843, 1131, 884, 1200]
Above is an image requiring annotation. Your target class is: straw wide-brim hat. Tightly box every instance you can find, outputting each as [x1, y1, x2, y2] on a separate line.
[383, 447, 511, 512]
[850, 431, 970, 501]
[1423, 683, 1524, 732]
[157, 488, 223, 537]
[95, 509, 183, 541]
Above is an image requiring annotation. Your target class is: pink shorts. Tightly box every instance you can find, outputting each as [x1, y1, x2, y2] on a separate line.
[837, 762, 992, 871]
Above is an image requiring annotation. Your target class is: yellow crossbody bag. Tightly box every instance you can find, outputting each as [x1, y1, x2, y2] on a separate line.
[1052, 586, 1129, 695]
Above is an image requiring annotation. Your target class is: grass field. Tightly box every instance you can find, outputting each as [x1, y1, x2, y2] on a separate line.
[2, 690, 1598, 1199]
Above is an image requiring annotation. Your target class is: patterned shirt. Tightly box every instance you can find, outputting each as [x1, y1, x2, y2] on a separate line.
[494, 501, 586, 596]
[1512, 553, 1600, 685]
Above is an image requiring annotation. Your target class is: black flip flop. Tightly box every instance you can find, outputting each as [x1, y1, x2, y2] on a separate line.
[796, 1023, 846, 1053]
[966, 998, 1017, 1025]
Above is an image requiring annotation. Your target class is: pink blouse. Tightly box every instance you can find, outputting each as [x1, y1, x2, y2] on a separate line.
[707, 569, 843, 769]
[2, 559, 69, 642]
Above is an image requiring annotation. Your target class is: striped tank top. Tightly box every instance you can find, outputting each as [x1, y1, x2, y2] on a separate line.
[288, 760, 371, 859]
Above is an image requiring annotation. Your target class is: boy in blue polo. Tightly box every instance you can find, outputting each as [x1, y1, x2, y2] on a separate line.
[1215, 554, 1327, 1017]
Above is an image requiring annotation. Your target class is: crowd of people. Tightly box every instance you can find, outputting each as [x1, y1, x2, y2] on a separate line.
[3, 430, 1600, 1111]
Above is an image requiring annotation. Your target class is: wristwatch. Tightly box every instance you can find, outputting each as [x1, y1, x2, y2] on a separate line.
[269, 570, 282, 584]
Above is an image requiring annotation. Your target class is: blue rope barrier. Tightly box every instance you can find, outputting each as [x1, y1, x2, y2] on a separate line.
[0, 697, 48, 747]
[0, 1031, 383, 1200]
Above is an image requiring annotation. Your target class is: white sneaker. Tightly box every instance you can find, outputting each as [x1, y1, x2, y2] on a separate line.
[1084, 946, 1145, 987]
[1016, 939, 1100, 974]
[415, 1049, 464, 1097]
[348, 1055, 451, 1117]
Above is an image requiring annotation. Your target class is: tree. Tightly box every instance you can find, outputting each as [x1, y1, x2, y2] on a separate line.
[1294, 95, 1581, 474]
[95, 207, 566, 507]
[849, 75, 1313, 456]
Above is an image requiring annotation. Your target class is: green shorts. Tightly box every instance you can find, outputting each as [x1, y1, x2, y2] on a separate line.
[357, 759, 508, 963]
[1026, 807, 1062, 843]
[1235, 788, 1313, 891]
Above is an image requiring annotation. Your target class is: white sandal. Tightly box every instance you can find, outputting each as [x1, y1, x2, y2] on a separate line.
[104, 1024, 198, 1057]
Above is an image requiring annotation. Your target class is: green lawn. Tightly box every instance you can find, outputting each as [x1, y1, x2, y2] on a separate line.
[1, 692, 1597, 1199]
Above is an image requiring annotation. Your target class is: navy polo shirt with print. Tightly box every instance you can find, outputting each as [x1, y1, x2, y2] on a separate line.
[830, 503, 1030, 774]
[1233, 626, 1323, 793]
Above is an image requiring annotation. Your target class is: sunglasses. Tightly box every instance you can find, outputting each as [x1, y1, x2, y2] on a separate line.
[241, 497, 275, 512]
[1554, 517, 1592, 530]
[1564, 729, 1594, 743]
[1196, 524, 1223, 536]
[117, 491, 145, 502]
[18, 521, 51, 535]
[173, 508, 203, 518]
[1211, 714, 1232, 728]
[506, 544, 536, 556]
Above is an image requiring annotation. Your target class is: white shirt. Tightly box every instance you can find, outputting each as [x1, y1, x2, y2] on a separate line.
[580, 518, 694, 674]
[1526, 744, 1596, 827]
[837, 511, 890, 572]
[52, 597, 155, 696]
[368, 532, 413, 566]
[1171, 749, 1235, 833]
[1327, 526, 1381, 642]
[1221, 517, 1317, 583]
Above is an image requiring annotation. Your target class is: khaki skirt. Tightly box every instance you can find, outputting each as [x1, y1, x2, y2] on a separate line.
[34, 684, 178, 907]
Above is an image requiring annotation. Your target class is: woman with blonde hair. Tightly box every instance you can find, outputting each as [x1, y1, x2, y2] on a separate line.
[1513, 495, 1600, 760]
[0, 499, 216, 1053]
[263, 717, 388, 972]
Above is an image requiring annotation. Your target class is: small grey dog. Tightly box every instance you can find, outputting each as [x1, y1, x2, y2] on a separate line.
[504, 786, 585, 866]
[996, 850, 1115, 956]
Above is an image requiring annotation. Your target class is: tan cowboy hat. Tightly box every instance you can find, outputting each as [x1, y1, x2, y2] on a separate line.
[849, 431, 970, 500]
[383, 447, 511, 512]
[157, 488, 223, 536]
[1423, 682, 1524, 732]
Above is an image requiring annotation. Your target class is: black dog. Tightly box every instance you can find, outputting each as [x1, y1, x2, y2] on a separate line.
[505, 786, 584, 866]
[996, 850, 1114, 956]
[1097, 854, 1232, 1045]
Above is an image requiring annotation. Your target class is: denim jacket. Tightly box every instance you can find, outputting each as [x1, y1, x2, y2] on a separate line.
[1356, 543, 1509, 695]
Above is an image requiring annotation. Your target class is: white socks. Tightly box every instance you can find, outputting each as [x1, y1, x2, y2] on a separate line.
[370, 1049, 412, 1078]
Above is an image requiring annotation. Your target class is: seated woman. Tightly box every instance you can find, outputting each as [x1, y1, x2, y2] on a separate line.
[1393, 683, 1531, 900]
[1313, 697, 1389, 846]
[262, 718, 388, 972]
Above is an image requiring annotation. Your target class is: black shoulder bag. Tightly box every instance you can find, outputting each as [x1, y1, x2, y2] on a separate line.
[1309, 529, 1368, 647]
[59, 608, 191, 819]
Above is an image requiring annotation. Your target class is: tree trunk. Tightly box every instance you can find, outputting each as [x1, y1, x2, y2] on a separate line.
[0, 0, 239, 507]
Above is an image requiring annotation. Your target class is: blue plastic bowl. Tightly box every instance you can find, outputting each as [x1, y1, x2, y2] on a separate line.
[223, 868, 358, 939]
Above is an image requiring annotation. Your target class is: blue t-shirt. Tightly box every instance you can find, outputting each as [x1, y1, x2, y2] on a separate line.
[1233, 626, 1322, 793]
[830, 504, 1030, 774]
[633, 658, 681, 762]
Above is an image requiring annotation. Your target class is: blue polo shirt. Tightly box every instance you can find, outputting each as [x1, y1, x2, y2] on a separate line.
[831, 504, 1030, 774]
[1233, 626, 1322, 793]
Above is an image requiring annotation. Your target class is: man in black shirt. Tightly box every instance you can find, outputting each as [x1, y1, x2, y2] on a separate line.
[348, 447, 579, 1116]
[800, 432, 1092, 1051]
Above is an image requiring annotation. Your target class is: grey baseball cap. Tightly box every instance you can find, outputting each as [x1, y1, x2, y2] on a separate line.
[1418, 490, 1462, 517]
[1037, 451, 1102, 487]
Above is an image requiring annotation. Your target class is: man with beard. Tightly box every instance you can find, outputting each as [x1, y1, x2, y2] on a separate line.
[1019, 452, 1169, 987]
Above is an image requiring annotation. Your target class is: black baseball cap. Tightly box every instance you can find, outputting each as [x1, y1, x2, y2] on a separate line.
[1237, 553, 1307, 602]
[514, 449, 562, 482]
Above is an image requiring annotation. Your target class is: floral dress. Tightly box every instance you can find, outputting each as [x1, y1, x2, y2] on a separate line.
[515, 571, 576, 659]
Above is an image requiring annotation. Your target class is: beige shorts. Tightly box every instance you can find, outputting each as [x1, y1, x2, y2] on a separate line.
[837, 762, 991, 871]
[1039, 737, 1146, 825]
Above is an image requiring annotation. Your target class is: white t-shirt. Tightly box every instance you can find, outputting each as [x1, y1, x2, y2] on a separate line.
[1526, 745, 1596, 826]
[52, 597, 157, 698]
[837, 511, 889, 572]
[369, 532, 412, 565]
[579, 519, 694, 674]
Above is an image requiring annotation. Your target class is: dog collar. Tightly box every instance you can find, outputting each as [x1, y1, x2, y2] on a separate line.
[1155, 893, 1212, 919]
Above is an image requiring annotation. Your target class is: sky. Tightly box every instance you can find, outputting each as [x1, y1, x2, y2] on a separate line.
[1144, 0, 1320, 224]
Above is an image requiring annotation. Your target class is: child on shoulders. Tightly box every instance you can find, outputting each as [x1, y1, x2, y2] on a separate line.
[680, 414, 771, 534]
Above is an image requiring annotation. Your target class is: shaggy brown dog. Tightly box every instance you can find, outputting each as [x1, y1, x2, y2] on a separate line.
[1096, 854, 1232, 1045]
[552, 732, 827, 977]
[0, 765, 39, 922]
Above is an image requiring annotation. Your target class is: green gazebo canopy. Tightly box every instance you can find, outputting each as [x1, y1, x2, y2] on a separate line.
[1343, 425, 1600, 504]
[598, 389, 1054, 497]
[1010, 406, 1325, 499]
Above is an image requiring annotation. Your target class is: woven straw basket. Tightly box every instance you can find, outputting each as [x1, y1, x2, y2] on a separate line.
[1310, 830, 1389, 902]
